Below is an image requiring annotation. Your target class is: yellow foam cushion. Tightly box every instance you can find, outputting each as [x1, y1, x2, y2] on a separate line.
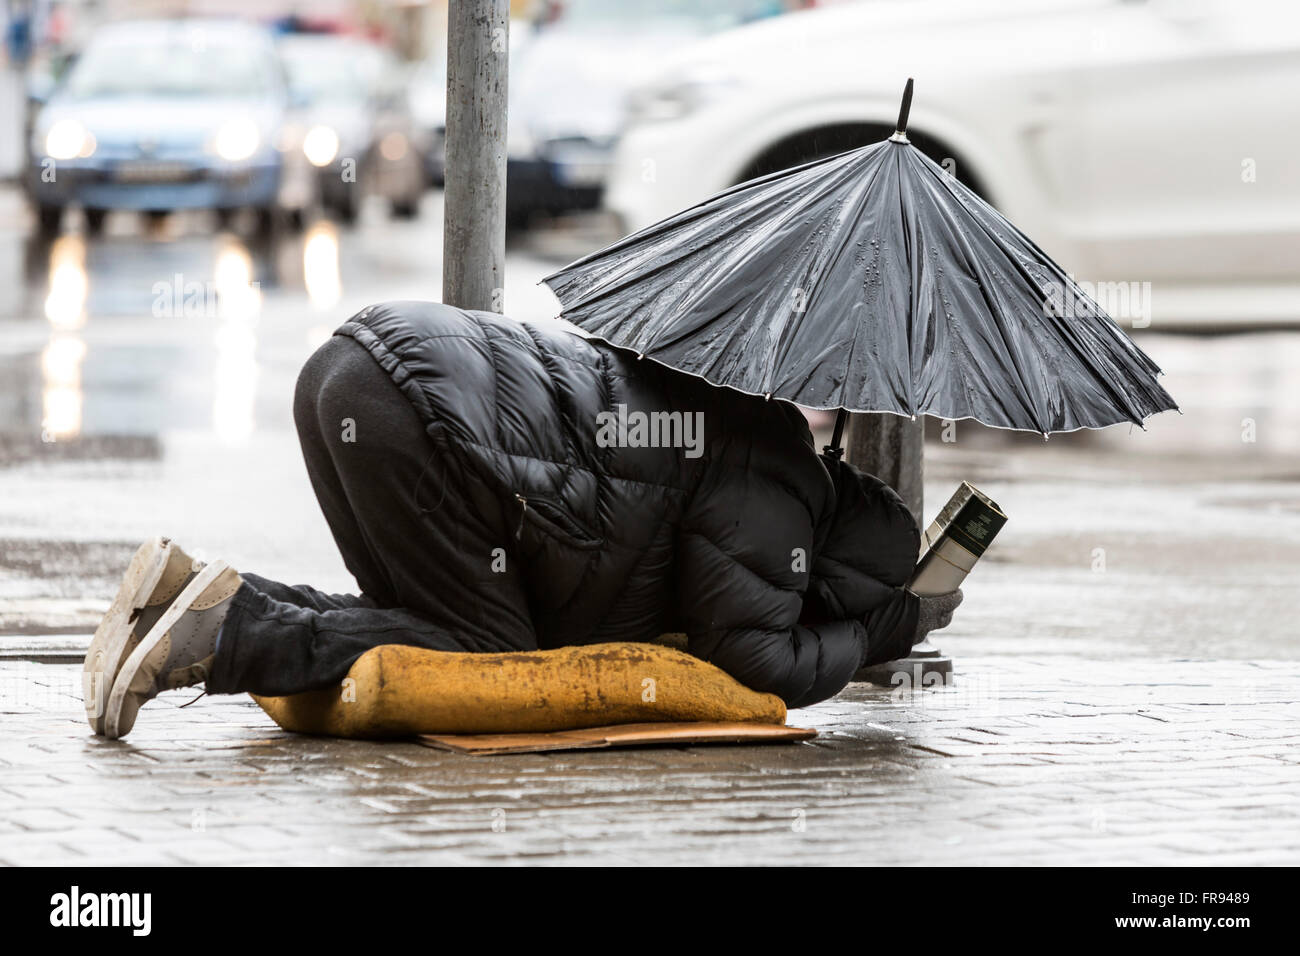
[253, 642, 786, 739]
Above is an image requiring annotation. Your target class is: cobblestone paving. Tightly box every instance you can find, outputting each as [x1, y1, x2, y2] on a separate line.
[3, 654, 1297, 865]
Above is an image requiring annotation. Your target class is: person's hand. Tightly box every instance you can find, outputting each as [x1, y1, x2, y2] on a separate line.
[912, 589, 963, 645]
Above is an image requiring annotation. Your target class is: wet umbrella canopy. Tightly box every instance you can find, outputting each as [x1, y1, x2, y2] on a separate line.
[543, 80, 1178, 445]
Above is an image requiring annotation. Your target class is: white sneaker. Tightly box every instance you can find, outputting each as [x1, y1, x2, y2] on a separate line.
[101, 559, 242, 739]
[82, 538, 204, 734]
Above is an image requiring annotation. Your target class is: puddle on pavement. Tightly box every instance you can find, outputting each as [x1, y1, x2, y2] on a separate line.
[0, 343, 188, 465]
[0, 222, 320, 461]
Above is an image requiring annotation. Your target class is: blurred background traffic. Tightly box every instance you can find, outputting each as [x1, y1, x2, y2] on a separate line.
[1, 0, 1298, 637]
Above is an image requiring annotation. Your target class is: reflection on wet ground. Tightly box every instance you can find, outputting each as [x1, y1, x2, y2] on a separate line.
[0, 186, 579, 462]
[1, 202, 349, 455]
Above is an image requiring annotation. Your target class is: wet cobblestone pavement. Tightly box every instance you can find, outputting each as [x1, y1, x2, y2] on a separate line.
[4, 655, 1296, 865]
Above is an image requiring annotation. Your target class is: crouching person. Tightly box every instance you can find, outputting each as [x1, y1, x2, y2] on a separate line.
[83, 302, 961, 738]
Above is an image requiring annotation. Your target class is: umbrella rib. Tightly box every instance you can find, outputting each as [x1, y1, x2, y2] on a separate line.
[659, 152, 876, 389]
[929, 164, 1165, 426]
[679, 172, 859, 384]
[896, 145, 923, 418]
[553, 162, 852, 355]
[914, 157, 1053, 431]
[542, 159, 830, 278]
[769, 149, 892, 403]
[545, 154, 859, 305]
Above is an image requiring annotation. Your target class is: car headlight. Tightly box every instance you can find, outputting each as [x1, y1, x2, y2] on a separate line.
[302, 125, 340, 167]
[625, 67, 739, 126]
[44, 119, 96, 160]
[379, 131, 408, 163]
[213, 119, 261, 162]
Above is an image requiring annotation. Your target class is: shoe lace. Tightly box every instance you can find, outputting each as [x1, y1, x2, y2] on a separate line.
[170, 661, 211, 707]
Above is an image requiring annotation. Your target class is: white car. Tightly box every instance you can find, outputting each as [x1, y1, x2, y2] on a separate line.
[505, 0, 796, 226]
[606, 0, 1300, 328]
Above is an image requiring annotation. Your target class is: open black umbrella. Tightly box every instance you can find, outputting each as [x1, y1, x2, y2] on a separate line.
[543, 80, 1177, 454]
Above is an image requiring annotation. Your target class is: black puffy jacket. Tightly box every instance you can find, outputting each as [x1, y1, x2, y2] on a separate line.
[339, 301, 920, 708]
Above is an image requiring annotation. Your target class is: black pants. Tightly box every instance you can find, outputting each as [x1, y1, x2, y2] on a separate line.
[207, 335, 539, 696]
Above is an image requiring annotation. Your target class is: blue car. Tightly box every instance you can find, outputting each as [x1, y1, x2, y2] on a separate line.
[26, 19, 294, 236]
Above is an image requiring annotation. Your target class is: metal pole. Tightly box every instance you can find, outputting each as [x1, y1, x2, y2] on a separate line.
[845, 412, 923, 528]
[846, 413, 954, 686]
[442, 0, 509, 313]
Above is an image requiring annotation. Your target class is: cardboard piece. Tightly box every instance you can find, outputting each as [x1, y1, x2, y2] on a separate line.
[418, 721, 817, 756]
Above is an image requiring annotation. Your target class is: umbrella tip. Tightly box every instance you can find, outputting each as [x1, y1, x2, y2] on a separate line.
[892, 78, 914, 141]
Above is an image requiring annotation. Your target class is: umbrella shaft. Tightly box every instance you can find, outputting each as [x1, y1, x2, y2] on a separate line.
[826, 408, 848, 459]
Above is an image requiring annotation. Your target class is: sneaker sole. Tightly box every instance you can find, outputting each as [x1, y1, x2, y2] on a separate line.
[102, 558, 231, 740]
[82, 537, 172, 735]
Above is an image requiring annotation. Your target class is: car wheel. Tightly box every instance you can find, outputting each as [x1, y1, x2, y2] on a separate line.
[84, 208, 107, 235]
[506, 205, 533, 232]
[36, 204, 62, 237]
[254, 206, 277, 238]
[389, 197, 419, 220]
[332, 192, 359, 225]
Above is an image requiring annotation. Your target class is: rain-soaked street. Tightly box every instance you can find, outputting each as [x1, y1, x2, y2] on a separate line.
[3, 181, 1299, 866]
[5, 0, 1300, 891]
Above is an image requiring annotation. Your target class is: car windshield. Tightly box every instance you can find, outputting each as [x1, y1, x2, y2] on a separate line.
[280, 44, 387, 105]
[551, 0, 789, 31]
[64, 36, 275, 98]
